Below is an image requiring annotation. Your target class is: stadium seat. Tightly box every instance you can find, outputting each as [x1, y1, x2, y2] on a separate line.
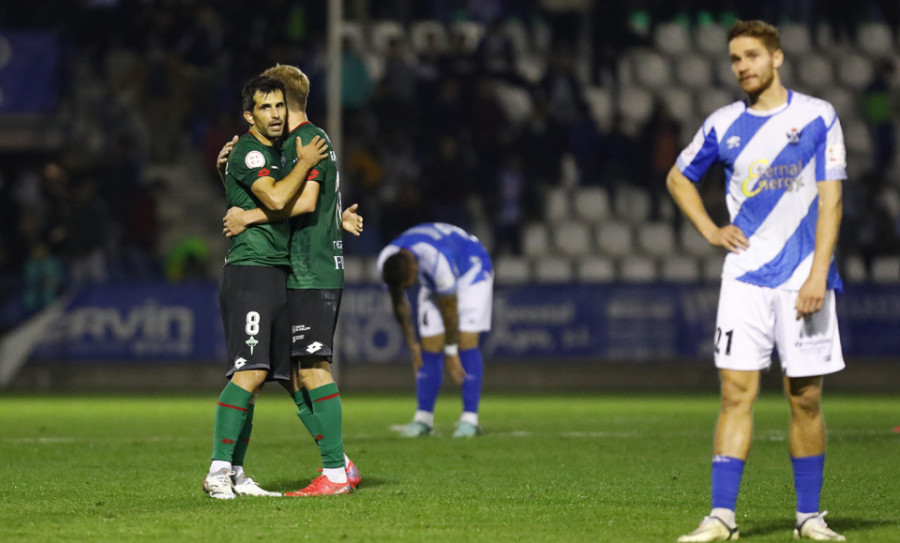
[584, 86, 614, 128]
[532, 21, 552, 53]
[796, 54, 834, 88]
[779, 24, 812, 55]
[701, 254, 724, 282]
[858, 22, 896, 57]
[503, 19, 531, 55]
[637, 222, 676, 256]
[835, 53, 874, 90]
[596, 221, 634, 257]
[819, 87, 854, 118]
[614, 185, 652, 223]
[675, 54, 713, 89]
[576, 256, 616, 283]
[680, 224, 715, 256]
[343, 256, 367, 284]
[617, 86, 654, 125]
[573, 186, 612, 224]
[494, 255, 532, 285]
[696, 87, 738, 113]
[842, 118, 872, 156]
[632, 50, 672, 88]
[695, 23, 727, 57]
[522, 222, 551, 257]
[619, 255, 658, 283]
[515, 54, 547, 84]
[661, 255, 700, 282]
[451, 20, 484, 52]
[654, 22, 692, 56]
[494, 82, 533, 125]
[534, 256, 574, 283]
[714, 58, 741, 88]
[341, 21, 365, 52]
[842, 255, 868, 283]
[662, 87, 695, 123]
[870, 256, 900, 283]
[370, 20, 406, 53]
[552, 220, 594, 256]
[544, 186, 571, 223]
[410, 20, 448, 53]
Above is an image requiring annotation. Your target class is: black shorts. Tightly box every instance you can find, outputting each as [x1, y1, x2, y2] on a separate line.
[288, 288, 342, 362]
[219, 265, 291, 381]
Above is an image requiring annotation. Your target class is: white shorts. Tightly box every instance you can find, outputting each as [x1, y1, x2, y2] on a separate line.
[417, 274, 493, 337]
[714, 278, 845, 377]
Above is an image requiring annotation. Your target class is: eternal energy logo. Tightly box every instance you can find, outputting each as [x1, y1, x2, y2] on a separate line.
[741, 158, 804, 197]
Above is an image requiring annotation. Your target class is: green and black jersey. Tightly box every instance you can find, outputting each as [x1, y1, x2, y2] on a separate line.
[223, 132, 291, 268]
[283, 122, 344, 289]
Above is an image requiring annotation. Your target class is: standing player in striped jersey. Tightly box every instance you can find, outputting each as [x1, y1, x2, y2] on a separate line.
[377, 223, 494, 438]
[222, 64, 363, 496]
[669, 21, 846, 542]
[204, 75, 329, 500]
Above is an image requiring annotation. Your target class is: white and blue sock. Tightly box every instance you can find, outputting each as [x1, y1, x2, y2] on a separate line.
[792, 454, 825, 514]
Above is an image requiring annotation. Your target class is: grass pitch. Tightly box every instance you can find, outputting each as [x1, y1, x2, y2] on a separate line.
[1, 392, 898, 542]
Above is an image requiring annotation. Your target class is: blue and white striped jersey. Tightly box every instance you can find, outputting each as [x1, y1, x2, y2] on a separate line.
[676, 90, 846, 291]
[377, 223, 493, 294]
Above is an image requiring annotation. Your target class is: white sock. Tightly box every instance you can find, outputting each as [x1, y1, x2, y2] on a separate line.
[459, 411, 479, 426]
[210, 460, 231, 474]
[344, 453, 351, 468]
[232, 465, 245, 480]
[413, 410, 434, 427]
[711, 508, 736, 527]
[323, 467, 348, 484]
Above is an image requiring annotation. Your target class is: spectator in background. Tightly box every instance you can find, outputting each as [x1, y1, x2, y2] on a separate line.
[23, 241, 65, 313]
[58, 178, 110, 285]
[475, 19, 517, 83]
[491, 151, 527, 256]
[422, 136, 474, 230]
[341, 36, 374, 111]
[640, 100, 682, 220]
[863, 59, 896, 180]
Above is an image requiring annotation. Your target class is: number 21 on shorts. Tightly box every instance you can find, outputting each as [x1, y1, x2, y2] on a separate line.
[715, 327, 733, 356]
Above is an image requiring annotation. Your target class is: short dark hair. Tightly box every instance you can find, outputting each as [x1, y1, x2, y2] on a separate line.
[382, 252, 412, 286]
[727, 20, 781, 53]
[241, 75, 285, 113]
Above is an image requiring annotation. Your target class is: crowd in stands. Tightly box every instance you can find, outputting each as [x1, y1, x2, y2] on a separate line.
[0, 0, 898, 331]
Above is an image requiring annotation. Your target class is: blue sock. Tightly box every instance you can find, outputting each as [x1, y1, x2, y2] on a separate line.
[711, 455, 745, 511]
[792, 454, 825, 514]
[416, 350, 443, 413]
[459, 347, 483, 414]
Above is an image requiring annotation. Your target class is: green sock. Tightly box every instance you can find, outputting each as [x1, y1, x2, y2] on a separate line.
[231, 402, 254, 468]
[292, 388, 319, 442]
[211, 382, 253, 462]
[309, 383, 344, 469]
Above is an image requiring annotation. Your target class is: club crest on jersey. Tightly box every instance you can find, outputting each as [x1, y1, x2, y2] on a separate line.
[726, 135, 741, 149]
[245, 150, 265, 168]
[786, 128, 801, 144]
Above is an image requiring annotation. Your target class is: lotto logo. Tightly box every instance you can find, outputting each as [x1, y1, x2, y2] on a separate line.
[306, 342, 324, 354]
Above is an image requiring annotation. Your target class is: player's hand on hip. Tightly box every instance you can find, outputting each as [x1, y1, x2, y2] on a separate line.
[709, 225, 749, 253]
[795, 275, 826, 320]
[297, 135, 329, 168]
[444, 353, 466, 386]
[410, 342, 423, 375]
[223, 206, 248, 237]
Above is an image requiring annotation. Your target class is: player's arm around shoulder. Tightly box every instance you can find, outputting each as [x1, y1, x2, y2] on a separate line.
[666, 165, 748, 253]
[251, 135, 327, 211]
[796, 179, 842, 319]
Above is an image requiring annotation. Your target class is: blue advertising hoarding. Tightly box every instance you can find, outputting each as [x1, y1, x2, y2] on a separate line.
[0, 31, 59, 113]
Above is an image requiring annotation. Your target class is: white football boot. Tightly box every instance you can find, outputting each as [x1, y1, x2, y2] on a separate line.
[202, 468, 236, 500]
[794, 512, 845, 541]
[678, 515, 740, 542]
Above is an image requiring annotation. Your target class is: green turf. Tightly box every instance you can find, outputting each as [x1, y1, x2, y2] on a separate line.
[1, 392, 898, 542]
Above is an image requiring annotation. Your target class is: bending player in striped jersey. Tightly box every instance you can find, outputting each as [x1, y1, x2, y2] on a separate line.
[668, 20, 846, 542]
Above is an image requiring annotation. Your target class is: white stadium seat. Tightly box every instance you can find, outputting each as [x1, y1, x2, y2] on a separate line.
[871, 256, 900, 283]
[341, 22, 365, 52]
[780, 24, 812, 55]
[543, 186, 571, 223]
[533, 256, 573, 283]
[632, 50, 672, 88]
[494, 82, 533, 125]
[675, 54, 713, 89]
[680, 224, 715, 256]
[858, 22, 896, 57]
[842, 118, 872, 156]
[696, 87, 738, 113]
[796, 54, 834, 88]
[836, 53, 874, 90]
[494, 255, 532, 285]
[661, 255, 700, 282]
[553, 220, 594, 256]
[596, 221, 633, 257]
[819, 87, 854, 118]
[614, 185, 652, 223]
[370, 20, 406, 53]
[654, 22, 692, 56]
[343, 256, 367, 284]
[842, 255, 868, 283]
[522, 222, 551, 257]
[637, 222, 676, 256]
[617, 86, 654, 125]
[503, 19, 531, 55]
[584, 85, 614, 129]
[695, 24, 727, 57]
[576, 256, 616, 283]
[410, 20, 448, 53]
[662, 87, 695, 123]
[451, 20, 484, 52]
[573, 186, 612, 224]
[619, 255, 658, 283]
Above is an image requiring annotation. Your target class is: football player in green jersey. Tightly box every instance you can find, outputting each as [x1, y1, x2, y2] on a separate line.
[220, 65, 363, 496]
[204, 75, 331, 500]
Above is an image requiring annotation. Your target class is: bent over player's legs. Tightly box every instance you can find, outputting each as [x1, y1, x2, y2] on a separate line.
[453, 275, 492, 437]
